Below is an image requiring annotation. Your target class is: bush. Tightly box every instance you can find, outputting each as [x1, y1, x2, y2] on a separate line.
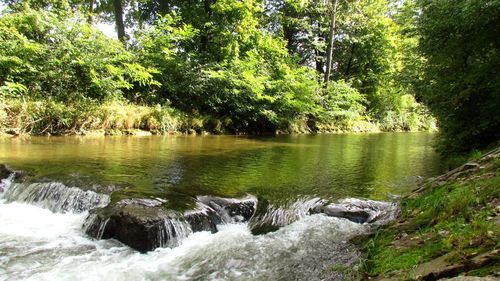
[0, 6, 158, 103]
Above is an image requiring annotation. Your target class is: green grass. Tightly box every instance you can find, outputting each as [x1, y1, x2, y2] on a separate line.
[361, 168, 500, 279]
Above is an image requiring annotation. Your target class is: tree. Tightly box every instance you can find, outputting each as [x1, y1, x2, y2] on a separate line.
[0, 6, 157, 102]
[324, 0, 338, 85]
[416, 0, 500, 153]
[113, 0, 126, 42]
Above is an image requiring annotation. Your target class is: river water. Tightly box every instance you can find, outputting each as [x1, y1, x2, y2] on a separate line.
[0, 133, 443, 280]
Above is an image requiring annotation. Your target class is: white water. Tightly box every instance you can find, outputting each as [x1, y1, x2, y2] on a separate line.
[0, 173, 374, 280]
[3, 182, 110, 214]
[0, 198, 367, 281]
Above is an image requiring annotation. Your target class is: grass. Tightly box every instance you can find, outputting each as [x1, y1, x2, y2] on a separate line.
[0, 98, 231, 136]
[361, 158, 500, 279]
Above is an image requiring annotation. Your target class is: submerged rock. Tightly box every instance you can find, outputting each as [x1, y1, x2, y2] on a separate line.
[84, 195, 258, 252]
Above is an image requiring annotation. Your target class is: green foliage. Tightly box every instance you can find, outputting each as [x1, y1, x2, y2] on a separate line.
[0, 0, 443, 136]
[137, 3, 323, 133]
[416, 0, 500, 154]
[0, 5, 158, 103]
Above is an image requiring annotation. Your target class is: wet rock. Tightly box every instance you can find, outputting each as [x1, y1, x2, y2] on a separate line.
[84, 199, 198, 252]
[84, 196, 258, 252]
[0, 164, 13, 180]
[198, 195, 257, 222]
[321, 198, 398, 225]
[322, 205, 370, 223]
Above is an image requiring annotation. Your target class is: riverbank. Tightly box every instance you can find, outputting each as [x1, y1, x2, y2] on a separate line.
[0, 98, 435, 137]
[360, 148, 500, 280]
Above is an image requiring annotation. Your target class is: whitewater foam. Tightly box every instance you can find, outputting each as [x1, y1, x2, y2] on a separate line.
[0, 199, 366, 281]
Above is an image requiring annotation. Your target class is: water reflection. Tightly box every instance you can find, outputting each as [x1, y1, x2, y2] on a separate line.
[0, 133, 443, 203]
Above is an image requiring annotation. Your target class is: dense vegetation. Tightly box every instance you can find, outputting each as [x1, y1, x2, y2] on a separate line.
[0, 0, 434, 137]
[0, 0, 498, 155]
[416, 0, 500, 154]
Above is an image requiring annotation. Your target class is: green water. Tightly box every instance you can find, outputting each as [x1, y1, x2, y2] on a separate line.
[0, 133, 443, 207]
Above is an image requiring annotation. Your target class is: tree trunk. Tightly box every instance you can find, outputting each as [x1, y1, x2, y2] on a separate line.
[88, 0, 94, 24]
[113, 0, 126, 43]
[324, 0, 339, 85]
[200, 0, 213, 52]
[283, 25, 295, 55]
[314, 15, 324, 74]
[344, 43, 356, 76]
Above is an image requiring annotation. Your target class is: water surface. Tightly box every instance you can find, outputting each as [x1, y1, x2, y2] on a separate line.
[0, 133, 442, 202]
[0, 132, 443, 281]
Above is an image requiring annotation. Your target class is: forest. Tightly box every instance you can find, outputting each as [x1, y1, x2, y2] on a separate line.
[0, 1, 499, 279]
[0, 0, 499, 155]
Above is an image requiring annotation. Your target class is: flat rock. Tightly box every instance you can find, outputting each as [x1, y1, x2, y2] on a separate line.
[322, 198, 399, 225]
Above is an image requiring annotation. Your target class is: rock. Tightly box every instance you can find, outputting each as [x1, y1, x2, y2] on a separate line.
[408, 249, 500, 280]
[322, 204, 370, 223]
[84, 199, 217, 252]
[84, 195, 258, 252]
[321, 198, 399, 225]
[0, 164, 13, 180]
[440, 277, 499, 281]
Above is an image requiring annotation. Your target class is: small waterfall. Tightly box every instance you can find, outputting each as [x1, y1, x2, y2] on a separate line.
[197, 195, 257, 224]
[3, 181, 110, 213]
[157, 218, 192, 248]
[0, 172, 15, 195]
[249, 197, 327, 234]
[83, 213, 110, 239]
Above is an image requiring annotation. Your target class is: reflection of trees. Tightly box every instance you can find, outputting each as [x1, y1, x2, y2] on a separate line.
[0, 134, 442, 206]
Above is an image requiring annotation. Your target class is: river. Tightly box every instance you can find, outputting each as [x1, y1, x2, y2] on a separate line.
[0, 133, 442, 280]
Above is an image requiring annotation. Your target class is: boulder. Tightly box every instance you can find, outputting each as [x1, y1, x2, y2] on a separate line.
[84, 198, 216, 252]
[84, 196, 258, 252]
